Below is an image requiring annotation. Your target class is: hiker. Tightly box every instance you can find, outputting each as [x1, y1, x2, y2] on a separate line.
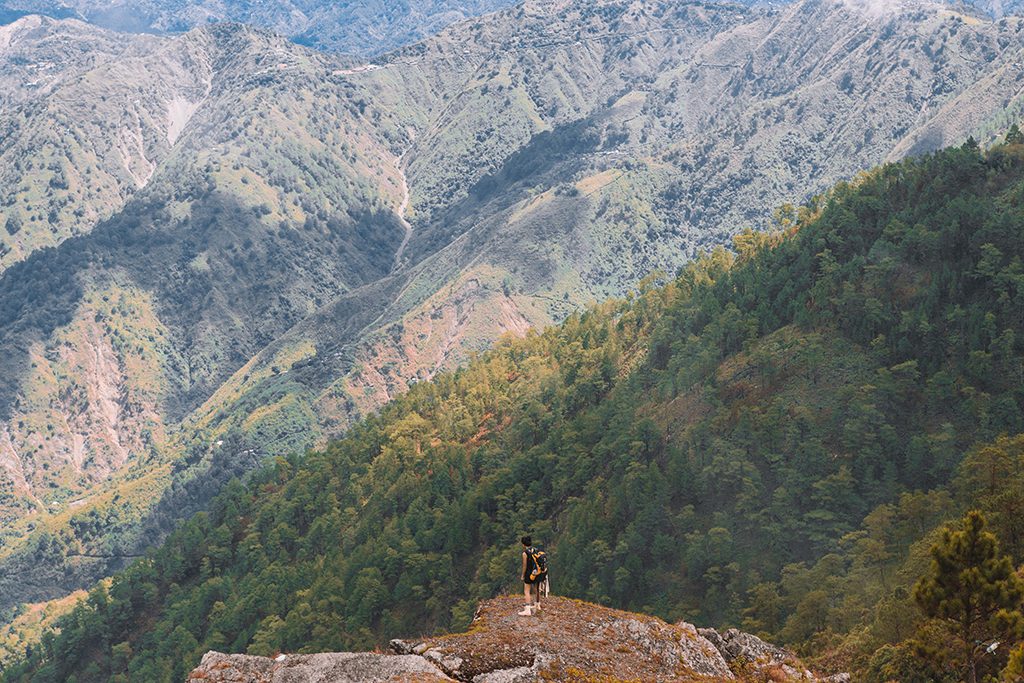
[519, 535, 548, 616]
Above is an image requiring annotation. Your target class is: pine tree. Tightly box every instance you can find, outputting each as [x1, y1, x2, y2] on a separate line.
[1004, 643, 1024, 681]
[914, 511, 1024, 683]
[1006, 123, 1024, 146]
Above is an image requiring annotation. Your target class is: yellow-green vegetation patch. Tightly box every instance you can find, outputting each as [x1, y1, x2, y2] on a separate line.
[575, 169, 623, 195]
[0, 589, 89, 666]
[191, 339, 318, 431]
[0, 280, 178, 547]
[508, 187, 558, 223]
[242, 393, 309, 433]
[188, 251, 211, 273]
[207, 155, 283, 211]
[939, 9, 984, 25]
[610, 90, 647, 109]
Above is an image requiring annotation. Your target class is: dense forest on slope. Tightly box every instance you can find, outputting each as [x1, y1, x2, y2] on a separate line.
[6, 138, 1024, 682]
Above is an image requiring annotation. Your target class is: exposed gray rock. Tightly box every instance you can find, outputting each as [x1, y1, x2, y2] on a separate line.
[187, 650, 455, 682]
[470, 666, 535, 683]
[675, 622, 736, 680]
[470, 653, 551, 683]
[389, 638, 431, 657]
[606, 618, 734, 680]
[388, 638, 414, 655]
[697, 626, 792, 666]
[696, 627, 849, 682]
[188, 652, 274, 682]
[423, 648, 466, 679]
[189, 600, 846, 683]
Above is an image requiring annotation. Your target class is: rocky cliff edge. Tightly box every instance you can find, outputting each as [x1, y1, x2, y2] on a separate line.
[187, 596, 850, 682]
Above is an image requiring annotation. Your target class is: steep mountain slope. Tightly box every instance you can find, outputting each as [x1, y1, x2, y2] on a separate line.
[0, 16, 193, 271]
[191, 0, 1024, 461]
[0, 0, 519, 55]
[0, 16, 409, 274]
[5, 139, 1024, 682]
[1, 0, 1024, 635]
[970, 0, 1024, 16]
[0, 20, 408, 550]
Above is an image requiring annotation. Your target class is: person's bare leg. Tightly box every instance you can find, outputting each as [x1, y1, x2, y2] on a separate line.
[533, 583, 541, 611]
[519, 583, 533, 615]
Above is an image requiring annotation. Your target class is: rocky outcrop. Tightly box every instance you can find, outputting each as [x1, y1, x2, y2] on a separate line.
[186, 651, 455, 682]
[676, 622, 737, 679]
[697, 627, 850, 682]
[698, 627, 792, 665]
[189, 596, 848, 683]
[389, 596, 733, 682]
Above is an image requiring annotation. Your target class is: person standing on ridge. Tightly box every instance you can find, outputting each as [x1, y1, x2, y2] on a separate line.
[519, 535, 548, 616]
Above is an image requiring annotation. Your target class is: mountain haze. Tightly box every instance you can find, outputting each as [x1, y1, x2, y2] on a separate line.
[0, 0, 519, 55]
[1, 0, 1024, 640]
[2, 0, 1024, 58]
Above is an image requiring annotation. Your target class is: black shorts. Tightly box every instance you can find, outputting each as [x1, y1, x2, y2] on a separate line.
[524, 574, 544, 585]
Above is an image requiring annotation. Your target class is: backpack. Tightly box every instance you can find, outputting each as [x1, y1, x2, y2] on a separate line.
[527, 546, 548, 581]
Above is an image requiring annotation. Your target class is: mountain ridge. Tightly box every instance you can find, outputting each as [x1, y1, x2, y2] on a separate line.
[2, 0, 1023, 59]
[0, 1, 521, 55]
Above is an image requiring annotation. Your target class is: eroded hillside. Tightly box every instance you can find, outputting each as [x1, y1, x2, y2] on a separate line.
[0, 20, 409, 574]
[193, 0, 1024, 462]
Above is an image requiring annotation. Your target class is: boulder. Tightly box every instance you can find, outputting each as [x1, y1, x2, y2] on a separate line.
[469, 653, 553, 683]
[389, 639, 415, 655]
[423, 648, 468, 678]
[676, 622, 735, 679]
[697, 627, 792, 666]
[186, 650, 455, 682]
[188, 598, 847, 683]
[470, 668, 535, 683]
[696, 627, 849, 682]
[608, 618, 733, 680]
[407, 596, 733, 681]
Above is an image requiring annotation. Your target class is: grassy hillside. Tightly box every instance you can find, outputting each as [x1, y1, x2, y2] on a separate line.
[181, 0, 1024, 471]
[0, 16, 188, 272]
[4, 139, 1024, 682]
[0, 20, 409, 603]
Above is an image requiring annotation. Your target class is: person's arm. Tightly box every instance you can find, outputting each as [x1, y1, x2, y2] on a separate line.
[521, 551, 527, 579]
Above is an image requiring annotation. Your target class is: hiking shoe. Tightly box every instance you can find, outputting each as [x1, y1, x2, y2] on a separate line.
[518, 606, 534, 616]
